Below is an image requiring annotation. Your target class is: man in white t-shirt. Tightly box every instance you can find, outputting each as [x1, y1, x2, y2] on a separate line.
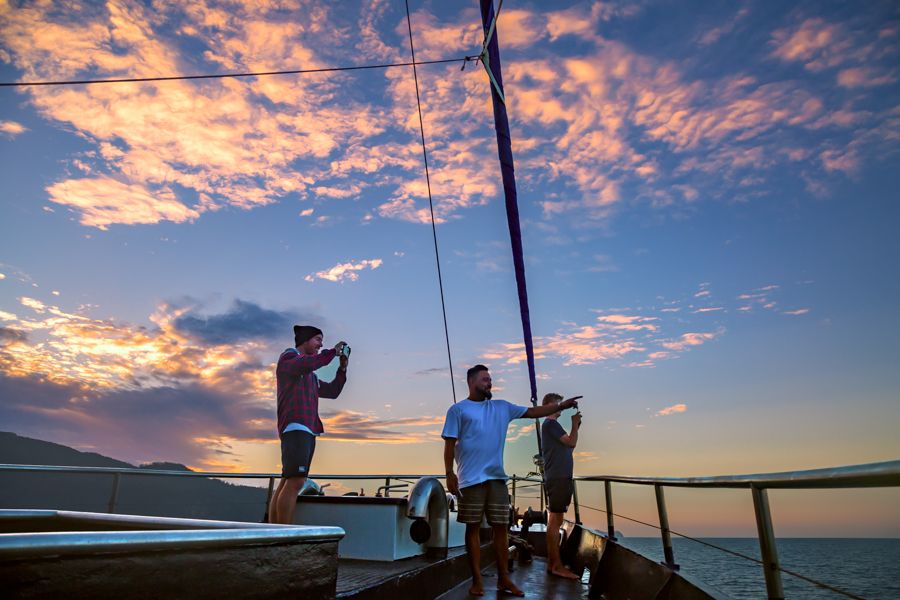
[442, 364, 579, 597]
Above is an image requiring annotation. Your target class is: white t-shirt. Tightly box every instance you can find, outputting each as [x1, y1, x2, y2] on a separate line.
[441, 398, 528, 489]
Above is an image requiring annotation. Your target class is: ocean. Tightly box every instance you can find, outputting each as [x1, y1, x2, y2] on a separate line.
[616, 537, 900, 599]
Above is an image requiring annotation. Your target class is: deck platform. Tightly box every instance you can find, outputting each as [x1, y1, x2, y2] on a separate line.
[337, 545, 496, 599]
[438, 557, 586, 599]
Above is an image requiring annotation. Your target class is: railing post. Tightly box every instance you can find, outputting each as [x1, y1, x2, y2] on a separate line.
[654, 484, 678, 569]
[572, 480, 582, 525]
[604, 480, 616, 539]
[539, 481, 544, 513]
[511, 476, 517, 509]
[264, 476, 275, 519]
[752, 486, 785, 600]
[107, 473, 120, 514]
[384, 477, 391, 498]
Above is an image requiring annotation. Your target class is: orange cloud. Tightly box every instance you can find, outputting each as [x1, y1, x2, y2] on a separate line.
[46, 177, 200, 229]
[320, 410, 445, 444]
[654, 403, 687, 417]
[0, 120, 27, 137]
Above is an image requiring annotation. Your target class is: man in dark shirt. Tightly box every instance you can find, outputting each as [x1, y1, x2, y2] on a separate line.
[540, 392, 582, 579]
[268, 325, 348, 524]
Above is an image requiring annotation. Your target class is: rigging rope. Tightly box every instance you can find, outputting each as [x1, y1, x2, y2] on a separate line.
[0, 58, 468, 88]
[478, 0, 543, 471]
[405, 0, 457, 404]
[579, 503, 865, 600]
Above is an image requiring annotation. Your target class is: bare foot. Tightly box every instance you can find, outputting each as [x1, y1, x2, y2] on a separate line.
[497, 579, 525, 597]
[468, 581, 484, 596]
[549, 566, 581, 580]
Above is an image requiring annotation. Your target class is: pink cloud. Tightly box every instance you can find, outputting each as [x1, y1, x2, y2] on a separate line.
[0, 120, 27, 138]
[654, 403, 687, 417]
[46, 178, 200, 229]
[304, 259, 383, 283]
[661, 331, 719, 351]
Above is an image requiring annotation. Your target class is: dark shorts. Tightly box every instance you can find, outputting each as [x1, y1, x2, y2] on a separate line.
[280, 430, 316, 478]
[457, 479, 510, 526]
[545, 478, 573, 514]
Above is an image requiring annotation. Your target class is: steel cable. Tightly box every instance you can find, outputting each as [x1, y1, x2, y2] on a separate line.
[404, 0, 457, 404]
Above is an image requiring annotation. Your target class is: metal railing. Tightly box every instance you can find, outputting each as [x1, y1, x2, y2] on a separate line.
[0, 463, 444, 514]
[3, 460, 899, 599]
[512, 459, 900, 600]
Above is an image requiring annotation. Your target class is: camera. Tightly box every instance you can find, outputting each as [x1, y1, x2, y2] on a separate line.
[340, 344, 351, 358]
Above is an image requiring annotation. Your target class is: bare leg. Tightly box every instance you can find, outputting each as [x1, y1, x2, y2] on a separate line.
[268, 478, 287, 523]
[274, 476, 305, 525]
[464, 524, 484, 596]
[493, 524, 523, 596]
[546, 512, 579, 579]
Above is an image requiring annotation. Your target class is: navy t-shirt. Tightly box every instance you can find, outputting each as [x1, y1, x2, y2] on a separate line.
[541, 419, 573, 480]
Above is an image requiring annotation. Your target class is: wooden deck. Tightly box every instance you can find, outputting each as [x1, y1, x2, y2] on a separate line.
[438, 557, 587, 600]
[337, 545, 496, 599]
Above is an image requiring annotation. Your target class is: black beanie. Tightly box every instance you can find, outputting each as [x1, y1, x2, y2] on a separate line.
[294, 325, 323, 347]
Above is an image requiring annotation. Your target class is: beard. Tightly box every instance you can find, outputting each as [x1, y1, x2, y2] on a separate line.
[484, 389, 492, 400]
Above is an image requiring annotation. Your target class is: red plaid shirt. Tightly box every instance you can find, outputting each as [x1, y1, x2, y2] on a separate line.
[276, 348, 346, 436]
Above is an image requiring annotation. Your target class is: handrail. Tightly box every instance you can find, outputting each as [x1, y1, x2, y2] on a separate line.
[510, 459, 900, 489]
[4, 460, 898, 487]
[509, 459, 900, 599]
[0, 464, 445, 480]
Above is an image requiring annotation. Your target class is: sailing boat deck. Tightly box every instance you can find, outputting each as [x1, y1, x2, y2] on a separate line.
[438, 557, 585, 600]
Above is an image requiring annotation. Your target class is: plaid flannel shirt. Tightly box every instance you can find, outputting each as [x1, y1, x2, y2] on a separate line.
[276, 348, 346, 436]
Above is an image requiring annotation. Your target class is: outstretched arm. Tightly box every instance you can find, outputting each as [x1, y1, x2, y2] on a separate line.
[522, 396, 579, 419]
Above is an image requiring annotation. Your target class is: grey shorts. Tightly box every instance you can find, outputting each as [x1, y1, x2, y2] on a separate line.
[457, 479, 510, 526]
[545, 478, 573, 514]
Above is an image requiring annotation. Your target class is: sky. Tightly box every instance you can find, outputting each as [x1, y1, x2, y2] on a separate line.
[1, 0, 898, 537]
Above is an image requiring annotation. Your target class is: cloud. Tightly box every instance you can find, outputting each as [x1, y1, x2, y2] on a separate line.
[0, 1, 492, 229]
[0, 372, 270, 469]
[783, 308, 809, 316]
[588, 254, 619, 272]
[46, 177, 200, 229]
[0, 295, 449, 467]
[696, 7, 750, 47]
[304, 258, 383, 283]
[319, 409, 444, 444]
[172, 299, 304, 345]
[0, 327, 28, 345]
[660, 331, 719, 351]
[770, 16, 900, 85]
[0, 120, 27, 138]
[0, 296, 280, 397]
[837, 67, 896, 88]
[654, 403, 687, 417]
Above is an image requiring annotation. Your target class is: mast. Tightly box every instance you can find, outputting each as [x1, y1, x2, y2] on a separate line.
[478, 0, 543, 458]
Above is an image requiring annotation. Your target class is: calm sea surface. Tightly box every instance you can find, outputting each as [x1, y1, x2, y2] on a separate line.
[615, 538, 900, 599]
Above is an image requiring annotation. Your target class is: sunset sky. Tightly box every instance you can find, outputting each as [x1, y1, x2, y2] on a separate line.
[1, 1, 898, 536]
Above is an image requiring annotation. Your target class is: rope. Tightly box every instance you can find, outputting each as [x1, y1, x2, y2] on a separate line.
[579, 504, 865, 600]
[404, 0, 456, 404]
[0, 58, 467, 87]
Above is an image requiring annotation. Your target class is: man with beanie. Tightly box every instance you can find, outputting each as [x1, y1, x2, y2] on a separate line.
[268, 325, 349, 524]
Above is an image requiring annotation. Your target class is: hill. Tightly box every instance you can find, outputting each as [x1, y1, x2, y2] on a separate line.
[0, 432, 268, 522]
